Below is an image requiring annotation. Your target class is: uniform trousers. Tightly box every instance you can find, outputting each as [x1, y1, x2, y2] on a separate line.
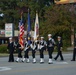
[24, 49, 29, 58]
[48, 47, 54, 59]
[18, 49, 22, 58]
[32, 50, 36, 58]
[9, 51, 14, 62]
[72, 48, 76, 61]
[39, 47, 45, 58]
[54, 48, 64, 60]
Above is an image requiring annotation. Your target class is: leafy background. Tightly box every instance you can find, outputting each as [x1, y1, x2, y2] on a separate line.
[0, 0, 76, 51]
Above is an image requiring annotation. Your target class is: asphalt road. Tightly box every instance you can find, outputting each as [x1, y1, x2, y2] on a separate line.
[0, 53, 76, 75]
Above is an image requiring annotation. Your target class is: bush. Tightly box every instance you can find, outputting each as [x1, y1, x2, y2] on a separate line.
[0, 44, 7, 53]
[0, 44, 18, 53]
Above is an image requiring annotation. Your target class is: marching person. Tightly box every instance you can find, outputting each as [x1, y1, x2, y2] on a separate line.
[30, 37, 37, 63]
[54, 36, 64, 61]
[35, 37, 40, 51]
[39, 37, 46, 63]
[47, 34, 55, 64]
[71, 34, 76, 61]
[7, 37, 15, 62]
[16, 40, 23, 62]
[22, 37, 30, 63]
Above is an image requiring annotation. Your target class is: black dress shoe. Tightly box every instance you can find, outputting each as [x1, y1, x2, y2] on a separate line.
[8, 61, 11, 62]
[60, 59, 64, 61]
[54, 58, 57, 60]
[22, 60, 24, 63]
[15, 60, 18, 62]
[71, 60, 75, 61]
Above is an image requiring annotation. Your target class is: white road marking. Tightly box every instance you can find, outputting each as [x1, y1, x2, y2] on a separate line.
[53, 61, 68, 64]
[0, 67, 11, 71]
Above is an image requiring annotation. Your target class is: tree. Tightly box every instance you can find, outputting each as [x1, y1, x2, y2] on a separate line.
[40, 4, 76, 47]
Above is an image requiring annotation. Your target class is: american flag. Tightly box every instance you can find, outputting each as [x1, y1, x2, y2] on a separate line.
[19, 18, 24, 49]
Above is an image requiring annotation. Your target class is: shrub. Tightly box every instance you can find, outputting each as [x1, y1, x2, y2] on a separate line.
[0, 44, 7, 53]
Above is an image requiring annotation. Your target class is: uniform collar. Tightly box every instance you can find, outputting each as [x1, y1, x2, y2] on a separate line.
[10, 41, 12, 43]
[49, 38, 52, 40]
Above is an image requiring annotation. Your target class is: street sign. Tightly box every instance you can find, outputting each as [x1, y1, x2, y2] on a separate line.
[5, 23, 14, 37]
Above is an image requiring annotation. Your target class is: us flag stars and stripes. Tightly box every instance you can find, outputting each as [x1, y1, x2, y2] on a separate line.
[19, 18, 25, 49]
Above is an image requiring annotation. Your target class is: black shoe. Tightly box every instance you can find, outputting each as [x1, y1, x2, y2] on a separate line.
[11, 60, 14, 62]
[48, 62, 53, 64]
[22, 60, 24, 63]
[8, 61, 11, 62]
[54, 58, 57, 60]
[60, 59, 64, 61]
[71, 60, 75, 61]
[15, 60, 18, 63]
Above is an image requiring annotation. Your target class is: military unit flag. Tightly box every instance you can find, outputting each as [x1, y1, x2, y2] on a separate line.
[27, 9, 31, 44]
[34, 11, 39, 40]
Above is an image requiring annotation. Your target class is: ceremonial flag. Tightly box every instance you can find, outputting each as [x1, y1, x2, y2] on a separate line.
[27, 9, 31, 36]
[27, 9, 31, 44]
[19, 15, 24, 49]
[34, 11, 39, 40]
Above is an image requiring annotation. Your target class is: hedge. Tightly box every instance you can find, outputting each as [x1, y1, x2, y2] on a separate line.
[0, 44, 7, 53]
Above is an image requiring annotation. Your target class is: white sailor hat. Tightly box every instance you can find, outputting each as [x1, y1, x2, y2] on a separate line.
[41, 37, 44, 39]
[58, 36, 61, 38]
[48, 34, 52, 36]
[9, 37, 12, 40]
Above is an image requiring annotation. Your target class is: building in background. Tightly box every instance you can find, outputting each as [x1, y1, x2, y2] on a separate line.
[0, 29, 34, 44]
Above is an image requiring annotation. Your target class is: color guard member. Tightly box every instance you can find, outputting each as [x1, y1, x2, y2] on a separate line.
[30, 37, 37, 63]
[7, 37, 15, 62]
[16, 40, 23, 62]
[22, 38, 30, 63]
[54, 36, 64, 61]
[47, 34, 55, 64]
[71, 34, 76, 61]
[39, 37, 46, 63]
